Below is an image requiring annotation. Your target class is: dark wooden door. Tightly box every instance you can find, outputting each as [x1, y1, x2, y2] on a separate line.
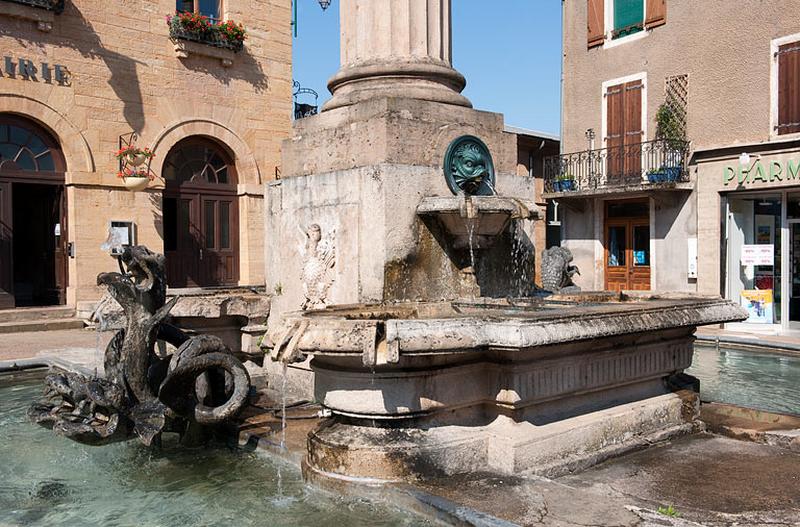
[0, 181, 13, 308]
[164, 194, 201, 287]
[605, 219, 651, 291]
[164, 192, 238, 287]
[52, 185, 68, 304]
[199, 195, 238, 286]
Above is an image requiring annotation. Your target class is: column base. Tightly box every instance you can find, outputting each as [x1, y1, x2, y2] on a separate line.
[323, 59, 472, 112]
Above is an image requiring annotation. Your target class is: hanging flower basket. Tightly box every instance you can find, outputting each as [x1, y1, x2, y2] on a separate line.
[116, 146, 155, 167]
[118, 167, 154, 192]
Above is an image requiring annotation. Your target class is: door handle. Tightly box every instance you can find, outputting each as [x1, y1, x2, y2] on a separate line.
[200, 249, 204, 260]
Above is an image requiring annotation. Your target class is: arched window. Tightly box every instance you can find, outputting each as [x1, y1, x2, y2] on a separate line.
[0, 118, 64, 174]
[163, 137, 236, 188]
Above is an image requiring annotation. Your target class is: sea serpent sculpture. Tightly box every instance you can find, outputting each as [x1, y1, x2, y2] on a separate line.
[28, 246, 251, 446]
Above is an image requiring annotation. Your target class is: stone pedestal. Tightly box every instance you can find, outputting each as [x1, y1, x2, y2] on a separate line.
[266, 98, 537, 322]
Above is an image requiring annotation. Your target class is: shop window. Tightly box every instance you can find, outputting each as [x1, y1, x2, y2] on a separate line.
[726, 196, 781, 325]
[777, 40, 800, 135]
[176, 0, 221, 19]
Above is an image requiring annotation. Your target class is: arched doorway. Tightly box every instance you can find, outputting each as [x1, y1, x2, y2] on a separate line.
[162, 136, 239, 288]
[0, 115, 68, 308]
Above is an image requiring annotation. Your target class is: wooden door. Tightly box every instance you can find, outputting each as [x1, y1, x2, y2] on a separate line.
[629, 220, 651, 290]
[0, 181, 13, 308]
[199, 195, 238, 286]
[52, 185, 68, 304]
[605, 80, 643, 184]
[605, 219, 651, 291]
[165, 194, 201, 287]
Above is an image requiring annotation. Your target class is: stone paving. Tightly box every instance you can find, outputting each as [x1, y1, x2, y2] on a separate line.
[0, 328, 108, 366]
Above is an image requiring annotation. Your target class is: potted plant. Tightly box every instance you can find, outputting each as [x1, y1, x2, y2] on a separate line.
[118, 167, 154, 192]
[167, 12, 247, 51]
[554, 173, 576, 192]
[655, 103, 685, 182]
[216, 19, 248, 49]
[115, 145, 155, 167]
[647, 168, 665, 183]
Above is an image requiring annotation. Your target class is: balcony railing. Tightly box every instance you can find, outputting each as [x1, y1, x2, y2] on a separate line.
[169, 17, 244, 52]
[4, 0, 64, 12]
[543, 139, 690, 195]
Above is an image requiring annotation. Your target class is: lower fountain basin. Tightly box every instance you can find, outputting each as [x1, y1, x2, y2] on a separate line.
[416, 195, 539, 249]
[268, 293, 747, 482]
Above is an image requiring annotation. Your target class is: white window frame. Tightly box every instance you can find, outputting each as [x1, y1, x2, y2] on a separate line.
[603, 0, 649, 49]
[601, 72, 648, 146]
[600, 72, 648, 183]
[770, 32, 800, 141]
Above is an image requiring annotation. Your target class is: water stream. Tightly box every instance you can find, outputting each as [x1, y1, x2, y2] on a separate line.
[0, 371, 429, 527]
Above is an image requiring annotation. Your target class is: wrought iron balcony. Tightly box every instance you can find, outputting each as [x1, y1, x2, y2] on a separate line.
[543, 139, 691, 196]
[169, 18, 244, 53]
[3, 0, 64, 12]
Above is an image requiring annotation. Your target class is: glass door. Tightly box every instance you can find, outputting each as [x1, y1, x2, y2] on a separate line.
[788, 221, 800, 328]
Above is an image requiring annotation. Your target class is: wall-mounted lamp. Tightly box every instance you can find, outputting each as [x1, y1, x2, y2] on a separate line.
[738, 152, 762, 172]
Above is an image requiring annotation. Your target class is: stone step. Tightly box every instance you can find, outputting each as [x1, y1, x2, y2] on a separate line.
[0, 306, 76, 324]
[0, 318, 85, 334]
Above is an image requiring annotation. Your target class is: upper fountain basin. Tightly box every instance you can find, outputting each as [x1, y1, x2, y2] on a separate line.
[268, 293, 747, 368]
[416, 195, 541, 250]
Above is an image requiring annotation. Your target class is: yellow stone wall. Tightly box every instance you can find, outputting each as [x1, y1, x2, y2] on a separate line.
[0, 0, 292, 307]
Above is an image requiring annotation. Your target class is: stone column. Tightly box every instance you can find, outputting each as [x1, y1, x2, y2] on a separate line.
[322, 0, 472, 111]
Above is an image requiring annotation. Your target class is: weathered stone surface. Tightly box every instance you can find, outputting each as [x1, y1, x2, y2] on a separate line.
[265, 294, 746, 482]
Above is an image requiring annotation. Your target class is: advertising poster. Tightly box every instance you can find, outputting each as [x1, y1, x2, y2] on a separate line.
[740, 289, 774, 324]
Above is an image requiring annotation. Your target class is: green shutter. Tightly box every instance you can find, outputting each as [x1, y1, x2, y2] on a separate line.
[613, 0, 644, 38]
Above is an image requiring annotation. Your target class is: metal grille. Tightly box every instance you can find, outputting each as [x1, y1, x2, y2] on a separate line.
[662, 74, 688, 141]
[4, 0, 64, 12]
[543, 139, 691, 194]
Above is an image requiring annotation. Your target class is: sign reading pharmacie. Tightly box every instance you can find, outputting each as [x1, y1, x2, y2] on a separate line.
[723, 158, 800, 186]
[0, 55, 70, 86]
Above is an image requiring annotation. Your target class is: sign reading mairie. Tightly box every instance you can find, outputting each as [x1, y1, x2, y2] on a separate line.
[1, 56, 70, 86]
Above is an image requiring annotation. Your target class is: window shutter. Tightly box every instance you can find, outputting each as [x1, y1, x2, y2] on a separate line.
[645, 0, 666, 29]
[778, 42, 800, 135]
[587, 0, 605, 49]
[606, 84, 624, 148]
[624, 81, 644, 143]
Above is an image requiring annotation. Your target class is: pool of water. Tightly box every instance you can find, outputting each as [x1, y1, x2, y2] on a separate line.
[687, 345, 800, 416]
[0, 371, 430, 527]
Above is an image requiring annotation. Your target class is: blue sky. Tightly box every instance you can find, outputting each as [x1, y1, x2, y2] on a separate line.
[292, 1, 563, 136]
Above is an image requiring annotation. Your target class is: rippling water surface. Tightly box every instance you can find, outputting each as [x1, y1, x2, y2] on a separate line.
[687, 346, 800, 416]
[0, 371, 430, 527]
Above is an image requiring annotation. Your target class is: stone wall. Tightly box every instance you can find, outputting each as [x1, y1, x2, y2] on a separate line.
[0, 0, 292, 307]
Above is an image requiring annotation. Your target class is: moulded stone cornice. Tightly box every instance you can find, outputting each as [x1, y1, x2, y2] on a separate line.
[172, 39, 237, 68]
[0, 2, 55, 32]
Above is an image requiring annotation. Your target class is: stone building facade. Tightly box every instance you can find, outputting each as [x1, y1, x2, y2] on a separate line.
[552, 0, 800, 333]
[0, 0, 291, 314]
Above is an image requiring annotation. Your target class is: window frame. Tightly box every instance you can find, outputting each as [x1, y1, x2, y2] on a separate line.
[177, 0, 224, 21]
[601, 72, 648, 149]
[770, 32, 800, 141]
[603, 0, 649, 49]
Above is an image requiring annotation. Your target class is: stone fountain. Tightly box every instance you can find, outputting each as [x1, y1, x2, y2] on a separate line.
[264, 0, 747, 484]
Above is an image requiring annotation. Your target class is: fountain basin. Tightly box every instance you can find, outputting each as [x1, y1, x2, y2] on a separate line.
[268, 293, 747, 482]
[416, 196, 539, 250]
